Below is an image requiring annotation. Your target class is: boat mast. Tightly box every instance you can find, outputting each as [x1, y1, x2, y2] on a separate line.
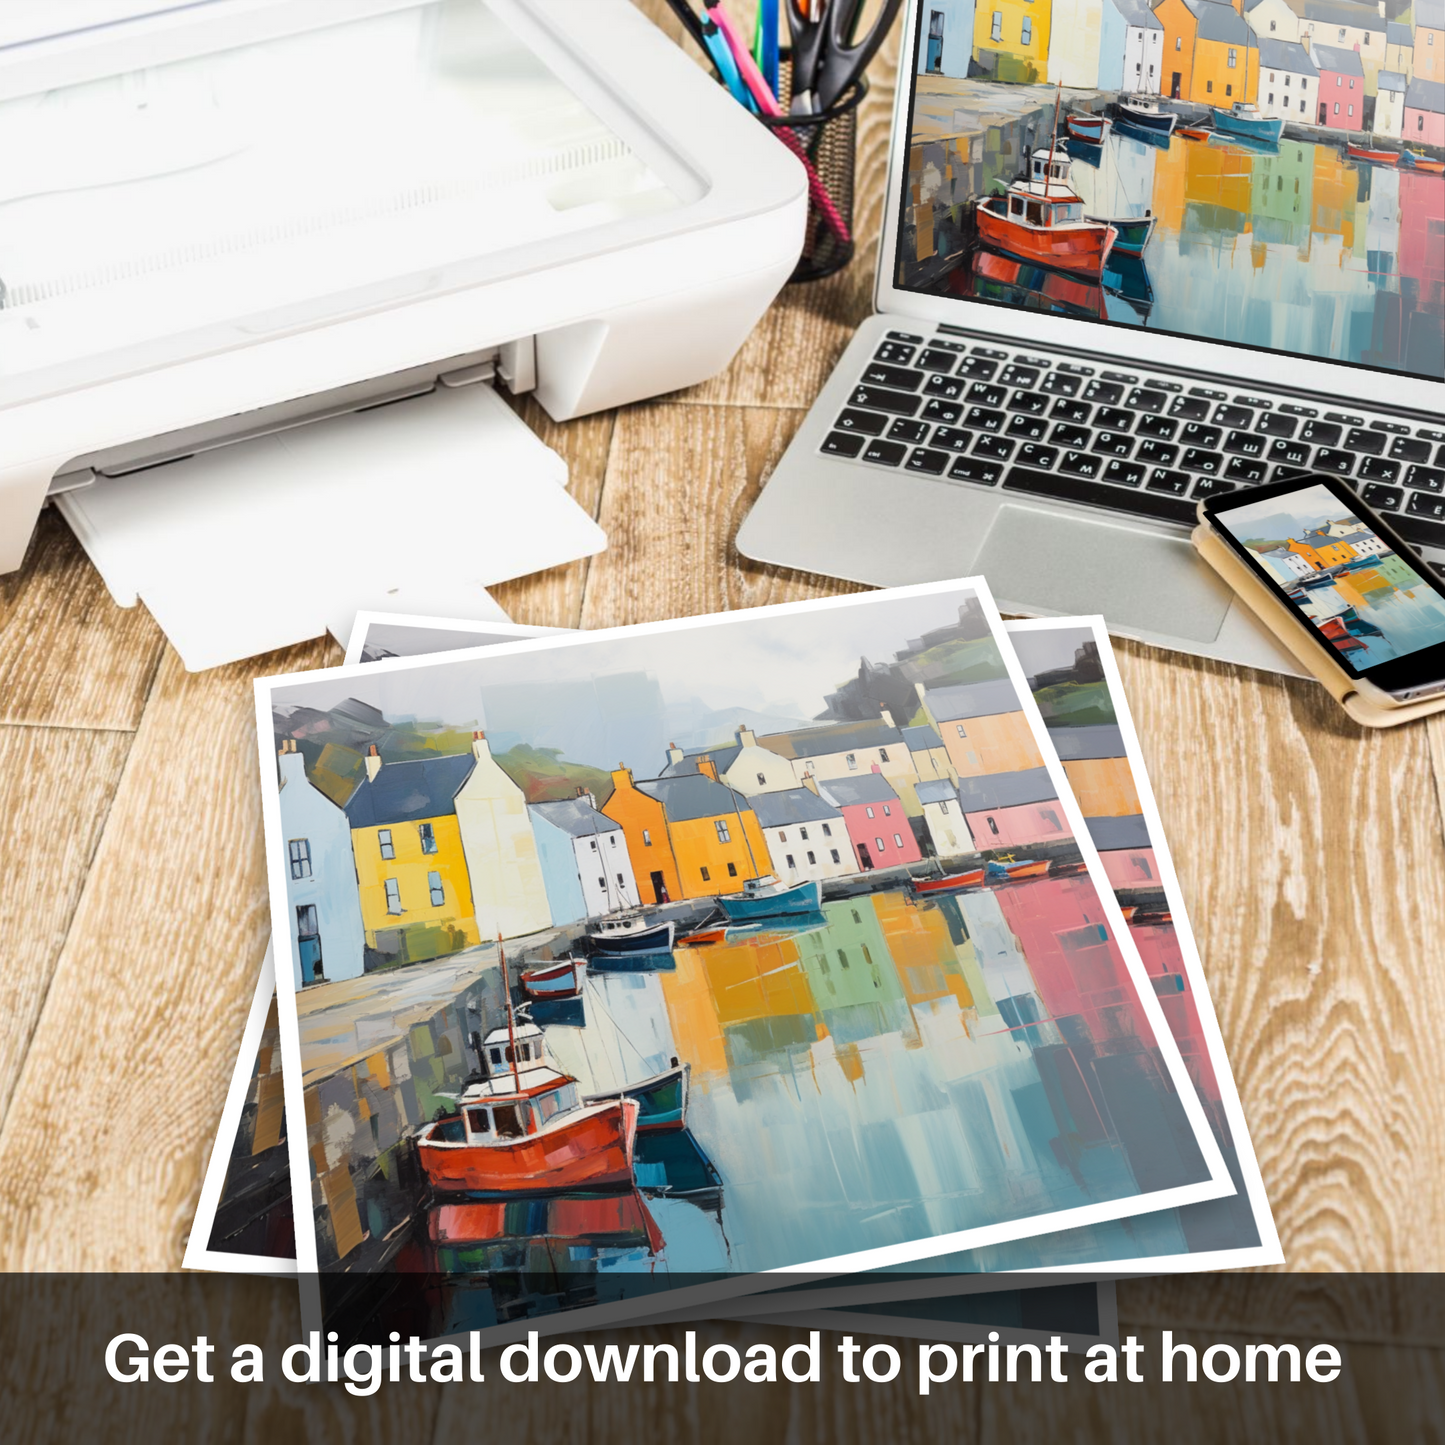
[1045, 81, 1062, 199]
[500, 933, 521, 1093]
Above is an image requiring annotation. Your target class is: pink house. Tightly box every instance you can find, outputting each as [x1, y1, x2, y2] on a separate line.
[818, 769, 922, 871]
[1310, 43, 1364, 130]
[955, 767, 1073, 852]
[1404, 78, 1445, 148]
[1086, 814, 1160, 892]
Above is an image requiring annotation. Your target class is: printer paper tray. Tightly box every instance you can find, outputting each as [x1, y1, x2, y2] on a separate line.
[56, 384, 605, 671]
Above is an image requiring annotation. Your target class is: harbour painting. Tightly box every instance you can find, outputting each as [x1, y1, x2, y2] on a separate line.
[256, 583, 1230, 1345]
[900, 1, 1445, 379]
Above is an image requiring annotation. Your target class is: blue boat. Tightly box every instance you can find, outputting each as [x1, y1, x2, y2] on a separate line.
[587, 914, 674, 954]
[585, 1063, 689, 1133]
[1115, 94, 1177, 134]
[1086, 211, 1156, 256]
[717, 877, 822, 921]
[1211, 103, 1283, 144]
[587, 949, 676, 973]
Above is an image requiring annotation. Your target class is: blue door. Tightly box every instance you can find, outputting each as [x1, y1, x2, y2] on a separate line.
[297, 904, 323, 984]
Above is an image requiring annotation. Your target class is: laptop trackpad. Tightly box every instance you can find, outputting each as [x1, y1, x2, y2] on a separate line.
[975, 504, 1233, 643]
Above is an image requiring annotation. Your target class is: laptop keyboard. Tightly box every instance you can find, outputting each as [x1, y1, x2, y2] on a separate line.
[821, 330, 1445, 556]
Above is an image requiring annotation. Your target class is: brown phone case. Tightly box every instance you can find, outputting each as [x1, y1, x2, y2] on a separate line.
[1192, 523, 1445, 729]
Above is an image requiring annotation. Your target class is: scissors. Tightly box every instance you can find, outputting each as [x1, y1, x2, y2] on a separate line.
[786, 0, 903, 114]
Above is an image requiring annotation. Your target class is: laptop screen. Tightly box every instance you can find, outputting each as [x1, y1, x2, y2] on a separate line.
[894, 1, 1445, 382]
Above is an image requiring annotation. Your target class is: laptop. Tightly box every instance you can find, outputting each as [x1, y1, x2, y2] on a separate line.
[737, 1, 1445, 673]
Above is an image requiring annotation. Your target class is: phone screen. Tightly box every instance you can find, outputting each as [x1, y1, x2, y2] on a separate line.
[1206, 478, 1445, 686]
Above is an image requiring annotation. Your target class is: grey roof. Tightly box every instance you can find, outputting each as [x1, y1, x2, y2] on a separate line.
[1406, 77, 1445, 112]
[1311, 44, 1364, 76]
[1386, 21, 1412, 44]
[1420, 0, 1444, 28]
[343, 754, 475, 828]
[1258, 37, 1318, 74]
[1196, 0, 1256, 43]
[1086, 814, 1153, 852]
[1303, 0, 1382, 25]
[954, 767, 1057, 812]
[915, 778, 958, 806]
[660, 742, 743, 778]
[818, 773, 902, 808]
[759, 719, 903, 759]
[1108, 0, 1163, 27]
[923, 678, 1022, 722]
[750, 787, 844, 828]
[901, 723, 945, 753]
[1050, 724, 1127, 760]
[635, 774, 753, 823]
[1378, 69, 1407, 92]
[529, 798, 624, 839]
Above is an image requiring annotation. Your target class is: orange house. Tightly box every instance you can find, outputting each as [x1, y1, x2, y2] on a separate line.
[602, 768, 683, 906]
[1156, 0, 1257, 105]
[917, 680, 1045, 780]
[1155, 0, 1202, 101]
[1052, 725, 1141, 818]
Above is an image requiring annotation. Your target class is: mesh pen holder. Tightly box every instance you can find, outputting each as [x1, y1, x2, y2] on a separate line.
[759, 62, 867, 284]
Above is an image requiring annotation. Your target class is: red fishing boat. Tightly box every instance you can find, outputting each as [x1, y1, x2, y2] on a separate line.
[677, 925, 727, 946]
[912, 867, 986, 895]
[1318, 616, 1368, 651]
[1404, 152, 1445, 174]
[520, 957, 585, 1000]
[429, 1190, 665, 1253]
[1177, 126, 1212, 141]
[976, 183, 1117, 275]
[1066, 113, 1107, 144]
[417, 978, 638, 1196]
[1347, 143, 1399, 166]
[999, 859, 1051, 880]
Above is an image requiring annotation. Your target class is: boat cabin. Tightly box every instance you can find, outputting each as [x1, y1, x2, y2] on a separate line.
[1007, 187, 1086, 227]
[480, 1020, 547, 1073]
[429, 1077, 583, 1145]
[1029, 149, 1072, 186]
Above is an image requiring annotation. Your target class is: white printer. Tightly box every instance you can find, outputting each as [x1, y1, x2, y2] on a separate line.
[0, 0, 806, 666]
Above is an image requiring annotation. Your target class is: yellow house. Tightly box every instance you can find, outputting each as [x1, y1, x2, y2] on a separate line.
[345, 746, 479, 966]
[1157, 0, 1257, 104]
[974, 0, 1052, 82]
[1292, 532, 1356, 568]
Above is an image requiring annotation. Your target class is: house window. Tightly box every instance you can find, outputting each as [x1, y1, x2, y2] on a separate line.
[418, 822, 437, 854]
[1363, 31, 1369, 43]
[1269, 92, 1274, 104]
[874, 837, 886, 852]
[865, 806, 875, 819]
[1337, 27, 1345, 40]
[715, 819, 731, 843]
[1300, 99, 1306, 111]
[991, 10, 1002, 41]
[384, 878, 402, 914]
[830, 849, 841, 863]
[643, 829, 652, 846]
[1421, 114, 1427, 130]
[879, 748, 890, 763]
[987, 816, 1000, 835]
[428, 870, 444, 906]
[939, 800, 950, 815]
[1349, 78, 1355, 89]
[838, 949, 850, 969]
[700, 866, 711, 882]
[822, 823, 833, 837]
[779, 830, 788, 842]
[1021, 16, 1032, 45]
[589, 838, 598, 851]
[757, 772, 767, 786]
[800, 827, 809, 840]
[1226, 83, 1232, 95]
[1270, 18, 1275, 29]
[807, 851, 816, 865]
[598, 876, 607, 889]
[846, 753, 858, 770]
[610, 835, 617, 847]
[296, 903, 319, 936]
[955, 724, 967, 737]
[882, 804, 891, 817]
[1334, 101, 1340, 113]
[1347, 103, 1353, 115]
[378, 828, 395, 860]
[786, 854, 796, 869]
[1175, 35, 1181, 49]
[1228, 48, 1236, 67]
[1206, 79, 1213, 93]
[288, 838, 312, 880]
[893, 833, 904, 848]
[617, 873, 626, 888]
[1336, 76, 1342, 86]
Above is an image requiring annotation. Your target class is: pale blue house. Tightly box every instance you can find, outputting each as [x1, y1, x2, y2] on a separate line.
[277, 740, 365, 987]
[530, 794, 638, 926]
[917, 0, 977, 78]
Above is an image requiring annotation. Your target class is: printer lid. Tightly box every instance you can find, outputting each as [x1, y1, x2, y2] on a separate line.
[0, 0, 707, 411]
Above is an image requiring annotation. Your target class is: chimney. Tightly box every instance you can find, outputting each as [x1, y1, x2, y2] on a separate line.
[277, 738, 305, 785]
[365, 743, 383, 781]
[667, 741, 684, 766]
[870, 762, 882, 773]
[801, 773, 820, 796]
[611, 766, 634, 792]
[580, 789, 597, 810]
[697, 757, 720, 782]
[1377, 0, 1384, 14]
[737, 725, 757, 748]
[470, 729, 490, 762]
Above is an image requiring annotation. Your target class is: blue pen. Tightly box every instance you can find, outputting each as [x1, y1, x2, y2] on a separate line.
[701, 15, 756, 111]
[758, 0, 779, 98]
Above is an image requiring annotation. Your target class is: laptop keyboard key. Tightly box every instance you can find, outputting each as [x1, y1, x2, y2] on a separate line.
[1300, 420, 1341, 447]
[1169, 395, 1212, 421]
[1193, 476, 1237, 498]
[1268, 438, 1311, 467]
[1004, 466, 1197, 524]
[874, 342, 917, 365]
[1017, 443, 1059, 469]
[1407, 465, 1445, 493]
[1136, 414, 1178, 440]
[1008, 390, 1050, 415]
[907, 448, 951, 475]
[863, 363, 925, 390]
[1146, 469, 1190, 494]
[1051, 423, 1091, 449]
[886, 330, 924, 343]
[1060, 451, 1103, 478]
[967, 383, 1008, 407]
[1224, 456, 1268, 482]
[922, 397, 963, 424]
[1041, 371, 1081, 397]
[1180, 423, 1222, 449]
[957, 356, 999, 379]
[1182, 448, 1224, 474]
[887, 418, 932, 444]
[1359, 457, 1400, 483]
[1388, 436, 1431, 464]
[1214, 404, 1254, 429]
[1093, 432, 1134, 457]
[1095, 406, 1134, 432]
[999, 364, 1041, 388]
[1050, 398, 1092, 424]
[974, 435, 1015, 461]
[1407, 491, 1445, 521]
[948, 457, 1004, 485]
[1083, 379, 1124, 405]
[1223, 430, 1267, 457]
[1345, 428, 1385, 456]
[1104, 460, 1147, 487]
[930, 427, 974, 452]
[1006, 415, 1048, 441]
[850, 385, 921, 417]
[924, 374, 967, 400]
[861, 438, 908, 467]
[1127, 388, 1167, 413]
[1362, 483, 1403, 511]
[835, 408, 889, 436]
[916, 348, 959, 373]
[821, 431, 865, 458]
[1256, 413, 1298, 438]
[965, 406, 1006, 432]
[1137, 440, 1179, 467]
[1314, 448, 1355, 476]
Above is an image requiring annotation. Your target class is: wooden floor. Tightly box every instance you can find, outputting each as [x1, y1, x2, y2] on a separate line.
[2, 6, 1442, 1440]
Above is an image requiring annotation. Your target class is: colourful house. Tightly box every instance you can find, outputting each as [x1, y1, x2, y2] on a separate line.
[918, 0, 979, 77]
[917, 777, 978, 859]
[1384, 21, 1414, 83]
[973, 0, 1052, 82]
[344, 747, 479, 966]
[758, 719, 924, 814]
[916, 679, 1045, 779]
[277, 740, 365, 988]
[955, 766, 1073, 851]
[1244, 0, 1302, 47]
[1257, 545, 1317, 582]
[1299, 527, 1359, 565]
[1086, 814, 1161, 892]
[1417, 0, 1444, 85]
[1192, 0, 1259, 107]
[637, 763, 770, 899]
[1255, 37, 1319, 122]
[529, 794, 638, 926]
[661, 725, 799, 797]
[1404, 76, 1445, 145]
[750, 786, 859, 883]
[901, 723, 958, 788]
[454, 731, 551, 941]
[1313, 44, 1365, 128]
[818, 770, 923, 872]
[1105, 0, 1165, 95]
[1375, 69, 1408, 137]
[1299, 0, 1388, 95]
[603, 767, 683, 905]
[1051, 724, 1140, 817]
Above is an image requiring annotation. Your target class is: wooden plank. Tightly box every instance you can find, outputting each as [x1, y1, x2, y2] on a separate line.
[0, 509, 165, 731]
[0, 639, 333, 1269]
[0, 726, 133, 1129]
[579, 403, 866, 630]
[1110, 636, 1445, 1271]
[490, 397, 615, 631]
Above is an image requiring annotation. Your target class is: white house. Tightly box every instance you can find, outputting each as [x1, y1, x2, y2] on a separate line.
[750, 786, 859, 883]
[454, 730, 552, 940]
[277, 740, 365, 988]
[1104, 0, 1165, 95]
[1048, 0, 1106, 87]
[1375, 69, 1407, 136]
[758, 720, 926, 814]
[916, 778, 979, 859]
[1255, 37, 1318, 120]
[1245, 0, 1301, 47]
[661, 726, 798, 796]
[1257, 547, 1316, 584]
[529, 794, 638, 925]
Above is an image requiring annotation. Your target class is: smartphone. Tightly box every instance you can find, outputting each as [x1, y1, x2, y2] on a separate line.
[1200, 474, 1445, 706]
